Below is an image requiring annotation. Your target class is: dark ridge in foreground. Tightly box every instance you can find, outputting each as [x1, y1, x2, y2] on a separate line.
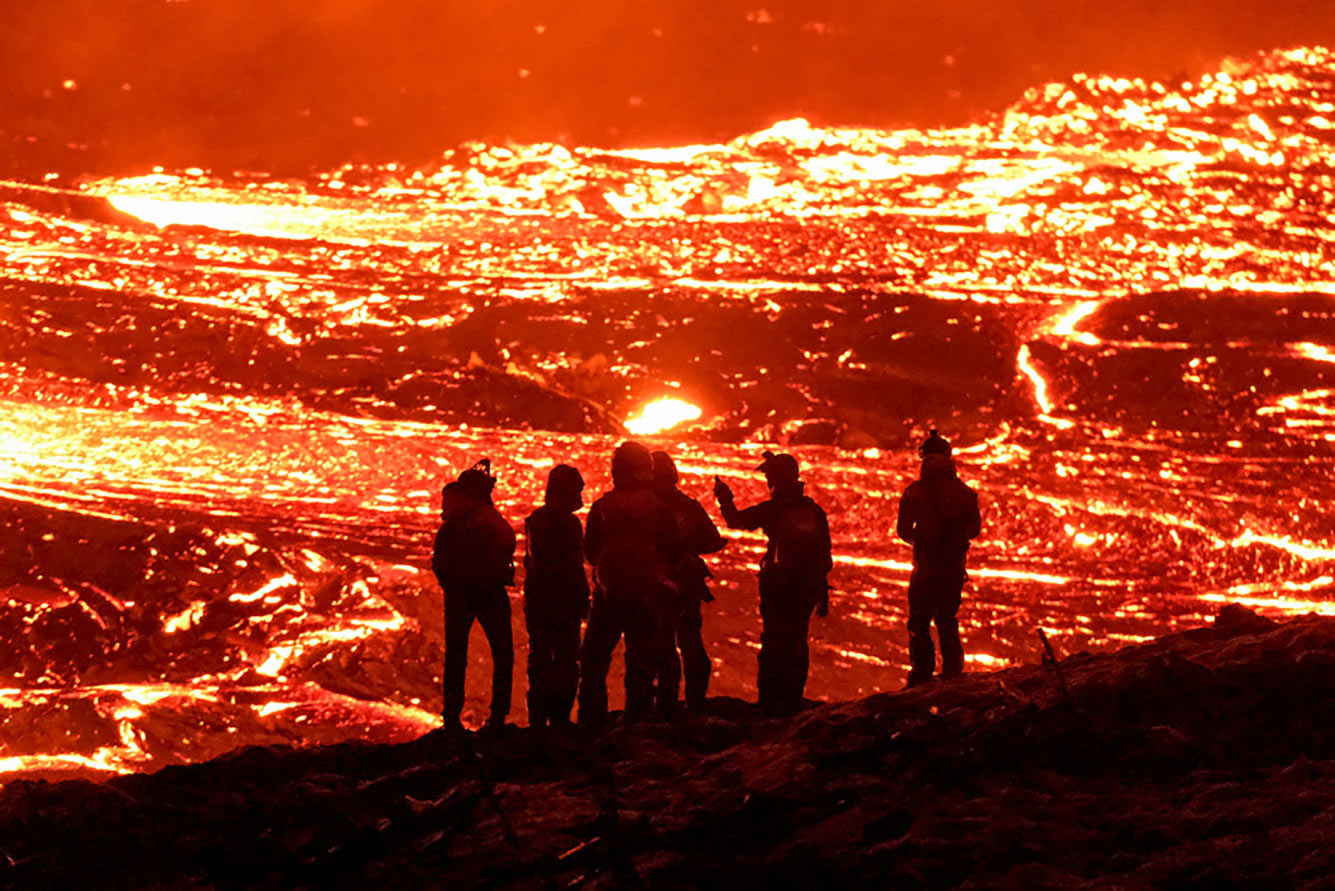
[2, 606, 1333, 889]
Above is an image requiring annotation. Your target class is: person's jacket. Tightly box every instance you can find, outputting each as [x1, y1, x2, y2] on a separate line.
[523, 504, 590, 616]
[433, 485, 516, 591]
[895, 454, 981, 572]
[659, 486, 726, 600]
[719, 482, 832, 588]
[584, 484, 680, 593]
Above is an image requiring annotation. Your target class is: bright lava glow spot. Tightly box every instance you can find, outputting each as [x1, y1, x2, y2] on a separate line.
[624, 398, 703, 435]
[105, 194, 312, 239]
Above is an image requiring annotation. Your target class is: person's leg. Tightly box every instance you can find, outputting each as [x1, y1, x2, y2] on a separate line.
[677, 600, 711, 710]
[474, 587, 514, 725]
[787, 599, 814, 705]
[578, 592, 620, 727]
[524, 601, 551, 727]
[905, 570, 937, 687]
[620, 588, 655, 721]
[550, 612, 582, 724]
[442, 587, 474, 725]
[936, 574, 966, 679]
[757, 581, 779, 710]
[764, 594, 812, 713]
[646, 586, 681, 717]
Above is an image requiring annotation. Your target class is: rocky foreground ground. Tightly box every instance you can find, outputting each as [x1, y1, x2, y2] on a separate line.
[1, 605, 1333, 889]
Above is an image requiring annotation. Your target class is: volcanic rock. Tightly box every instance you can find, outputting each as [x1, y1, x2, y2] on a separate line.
[1, 606, 1333, 888]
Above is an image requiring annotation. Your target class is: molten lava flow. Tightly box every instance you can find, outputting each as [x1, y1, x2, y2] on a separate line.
[0, 46, 1332, 779]
[624, 398, 703, 436]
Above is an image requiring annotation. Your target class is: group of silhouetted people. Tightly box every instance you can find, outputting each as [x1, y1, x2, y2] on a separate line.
[431, 431, 980, 731]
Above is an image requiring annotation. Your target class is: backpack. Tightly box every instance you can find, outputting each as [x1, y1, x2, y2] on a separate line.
[433, 482, 513, 588]
[771, 497, 831, 578]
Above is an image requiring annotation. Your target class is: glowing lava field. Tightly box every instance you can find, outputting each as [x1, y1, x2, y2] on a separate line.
[0, 47, 1333, 780]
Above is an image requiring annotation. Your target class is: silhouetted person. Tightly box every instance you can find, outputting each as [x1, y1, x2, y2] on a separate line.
[895, 430, 981, 687]
[651, 450, 725, 713]
[714, 451, 832, 715]
[432, 459, 516, 730]
[522, 464, 590, 728]
[580, 441, 682, 725]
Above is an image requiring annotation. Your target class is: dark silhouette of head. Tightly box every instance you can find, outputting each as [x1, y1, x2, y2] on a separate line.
[919, 430, 952, 458]
[611, 441, 653, 488]
[456, 458, 498, 502]
[650, 450, 678, 490]
[757, 450, 800, 491]
[544, 463, 584, 512]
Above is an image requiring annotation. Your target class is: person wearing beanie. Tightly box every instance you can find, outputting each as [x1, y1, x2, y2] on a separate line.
[895, 430, 982, 687]
[522, 464, 590, 729]
[651, 450, 726, 713]
[432, 459, 517, 730]
[580, 441, 683, 726]
[714, 450, 832, 715]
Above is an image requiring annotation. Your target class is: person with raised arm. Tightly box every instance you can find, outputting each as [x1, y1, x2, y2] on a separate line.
[714, 451, 831, 715]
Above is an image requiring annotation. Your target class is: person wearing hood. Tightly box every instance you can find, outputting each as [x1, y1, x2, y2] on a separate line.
[895, 430, 982, 687]
[522, 464, 590, 728]
[579, 441, 682, 725]
[651, 450, 726, 713]
[432, 459, 517, 731]
[714, 451, 832, 715]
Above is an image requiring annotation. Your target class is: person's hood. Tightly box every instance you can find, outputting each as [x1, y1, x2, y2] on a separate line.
[921, 453, 957, 481]
[441, 481, 484, 519]
[544, 463, 584, 512]
[611, 441, 653, 489]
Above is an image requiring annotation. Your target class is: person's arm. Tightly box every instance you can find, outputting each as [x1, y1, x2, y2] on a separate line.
[895, 486, 919, 545]
[583, 501, 603, 566]
[816, 504, 833, 578]
[965, 490, 982, 541]
[714, 477, 769, 531]
[556, 513, 591, 611]
[431, 524, 450, 587]
[815, 504, 833, 616]
[493, 510, 517, 586]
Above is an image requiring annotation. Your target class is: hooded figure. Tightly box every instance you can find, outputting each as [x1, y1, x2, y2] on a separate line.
[579, 441, 682, 725]
[895, 431, 981, 687]
[432, 459, 516, 730]
[522, 464, 589, 728]
[714, 451, 832, 715]
[652, 450, 726, 712]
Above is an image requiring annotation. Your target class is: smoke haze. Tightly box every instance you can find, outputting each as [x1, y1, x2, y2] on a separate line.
[4, 0, 1335, 177]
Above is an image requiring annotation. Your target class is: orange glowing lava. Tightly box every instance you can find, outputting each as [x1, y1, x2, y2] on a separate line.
[624, 398, 704, 435]
[0, 46, 1332, 781]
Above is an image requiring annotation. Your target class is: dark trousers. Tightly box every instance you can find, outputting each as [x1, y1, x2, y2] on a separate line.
[525, 606, 582, 726]
[757, 578, 817, 713]
[578, 583, 677, 724]
[676, 600, 711, 709]
[443, 585, 513, 724]
[906, 567, 965, 684]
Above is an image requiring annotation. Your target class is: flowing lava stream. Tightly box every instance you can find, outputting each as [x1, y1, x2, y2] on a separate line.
[0, 47, 1333, 780]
